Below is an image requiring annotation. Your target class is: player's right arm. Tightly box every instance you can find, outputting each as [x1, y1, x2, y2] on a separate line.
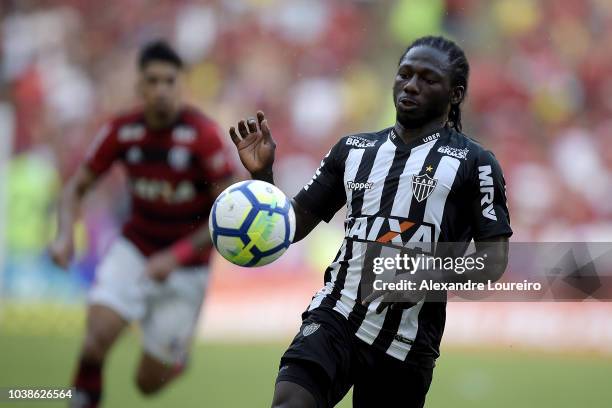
[50, 122, 119, 268]
[229, 111, 345, 243]
[49, 166, 98, 268]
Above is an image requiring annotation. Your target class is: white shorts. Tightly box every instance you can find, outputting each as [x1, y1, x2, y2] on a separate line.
[89, 237, 209, 364]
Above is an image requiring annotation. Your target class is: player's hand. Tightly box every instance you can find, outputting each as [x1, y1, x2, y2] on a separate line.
[361, 277, 426, 314]
[146, 250, 178, 282]
[49, 235, 74, 269]
[229, 111, 276, 178]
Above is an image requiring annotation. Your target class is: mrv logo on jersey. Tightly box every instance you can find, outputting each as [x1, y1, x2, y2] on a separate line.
[345, 216, 435, 253]
[478, 165, 497, 221]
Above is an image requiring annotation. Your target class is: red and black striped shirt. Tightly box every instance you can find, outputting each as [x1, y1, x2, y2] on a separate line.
[85, 106, 234, 264]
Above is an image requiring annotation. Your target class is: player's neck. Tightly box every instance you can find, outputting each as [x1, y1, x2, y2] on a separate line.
[144, 109, 180, 131]
[393, 118, 446, 145]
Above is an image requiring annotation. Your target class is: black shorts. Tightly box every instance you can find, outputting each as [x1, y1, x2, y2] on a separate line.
[276, 307, 434, 408]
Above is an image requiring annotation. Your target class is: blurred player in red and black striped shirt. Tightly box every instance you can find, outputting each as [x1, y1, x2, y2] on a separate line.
[49, 40, 235, 407]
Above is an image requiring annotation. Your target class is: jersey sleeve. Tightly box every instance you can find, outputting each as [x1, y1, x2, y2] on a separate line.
[196, 121, 235, 182]
[84, 122, 120, 175]
[469, 149, 513, 240]
[294, 140, 347, 223]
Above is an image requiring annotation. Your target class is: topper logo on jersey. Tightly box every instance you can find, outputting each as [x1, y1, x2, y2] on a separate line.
[132, 178, 195, 204]
[346, 216, 435, 254]
[346, 137, 376, 148]
[346, 181, 373, 190]
[411, 174, 438, 202]
[478, 165, 497, 221]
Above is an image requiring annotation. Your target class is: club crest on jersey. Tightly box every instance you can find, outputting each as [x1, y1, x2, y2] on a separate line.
[411, 173, 438, 202]
[168, 146, 191, 171]
[302, 323, 320, 337]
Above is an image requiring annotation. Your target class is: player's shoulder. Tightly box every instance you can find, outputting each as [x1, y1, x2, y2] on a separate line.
[441, 128, 497, 163]
[108, 108, 145, 128]
[336, 128, 390, 151]
[179, 105, 217, 130]
[98, 108, 145, 142]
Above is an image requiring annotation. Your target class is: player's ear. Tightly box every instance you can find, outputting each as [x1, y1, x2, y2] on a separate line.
[450, 85, 465, 105]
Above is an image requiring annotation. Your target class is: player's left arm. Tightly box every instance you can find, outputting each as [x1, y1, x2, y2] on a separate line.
[430, 149, 513, 283]
[146, 119, 236, 282]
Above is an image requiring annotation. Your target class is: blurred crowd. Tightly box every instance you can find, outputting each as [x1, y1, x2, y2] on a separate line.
[2, 0, 612, 279]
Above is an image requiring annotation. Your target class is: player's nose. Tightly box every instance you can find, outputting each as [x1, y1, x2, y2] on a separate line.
[403, 75, 419, 94]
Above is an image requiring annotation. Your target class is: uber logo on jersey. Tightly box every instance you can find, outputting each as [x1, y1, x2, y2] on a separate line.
[346, 216, 435, 254]
[168, 146, 191, 171]
[422, 132, 441, 143]
[411, 173, 438, 202]
[346, 136, 376, 148]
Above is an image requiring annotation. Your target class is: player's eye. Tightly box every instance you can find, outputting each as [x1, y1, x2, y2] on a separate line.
[425, 78, 437, 85]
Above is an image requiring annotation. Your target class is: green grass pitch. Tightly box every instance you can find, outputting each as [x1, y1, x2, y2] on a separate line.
[1, 331, 612, 408]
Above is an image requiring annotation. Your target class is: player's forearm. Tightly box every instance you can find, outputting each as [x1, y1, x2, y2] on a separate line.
[421, 238, 509, 284]
[171, 225, 213, 266]
[291, 199, 321, 243]
[56, 167, 97, 240]
[56, 181, 86, 241]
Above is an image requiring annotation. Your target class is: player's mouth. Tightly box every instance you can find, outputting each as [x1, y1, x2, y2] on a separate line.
[398, 96, 419, 110]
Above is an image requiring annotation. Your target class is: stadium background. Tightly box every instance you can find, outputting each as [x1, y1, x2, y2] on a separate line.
[1, 0, 612, 407]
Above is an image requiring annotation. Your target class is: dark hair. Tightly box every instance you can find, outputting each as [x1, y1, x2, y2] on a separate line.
[399, 36, 469, 132]
[138, 40, 183, 70]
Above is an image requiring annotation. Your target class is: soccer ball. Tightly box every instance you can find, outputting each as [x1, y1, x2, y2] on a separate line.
[209, 180, 296, 267]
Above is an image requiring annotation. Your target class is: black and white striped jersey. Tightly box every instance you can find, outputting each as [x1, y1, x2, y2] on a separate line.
[294, 125, 512, 363]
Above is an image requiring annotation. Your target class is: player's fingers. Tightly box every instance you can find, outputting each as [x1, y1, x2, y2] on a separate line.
[229, 127, 241, 146]
[256, 110, 266, 127]
[261, 119, 273, 142]
[247, 117, 258, 133]
[237, 120, 249, 138]
[362, 290, 385, 306]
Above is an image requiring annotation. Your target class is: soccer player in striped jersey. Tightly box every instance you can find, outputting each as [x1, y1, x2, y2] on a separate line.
[230, 36, 511, 407]
[49, 41, 234, 407]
